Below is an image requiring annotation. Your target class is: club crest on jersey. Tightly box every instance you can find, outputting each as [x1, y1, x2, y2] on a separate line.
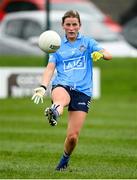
[63, 56, 86, 71]
[79, 45, 86, 52]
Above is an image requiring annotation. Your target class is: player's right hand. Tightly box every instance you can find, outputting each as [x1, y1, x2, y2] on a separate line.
[31, 86, 46, 104]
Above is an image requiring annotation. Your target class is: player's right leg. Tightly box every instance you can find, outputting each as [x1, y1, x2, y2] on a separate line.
[45, 85, 70, 126]
[45, 104, 60, 126]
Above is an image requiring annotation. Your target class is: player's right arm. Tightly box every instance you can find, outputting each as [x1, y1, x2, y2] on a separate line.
[31, 62, 55, 104]
[41, 62, 56, 87]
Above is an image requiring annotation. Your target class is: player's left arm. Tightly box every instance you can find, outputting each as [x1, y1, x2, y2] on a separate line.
[99, 49, 112, 60]
[91, 49, 112, 62]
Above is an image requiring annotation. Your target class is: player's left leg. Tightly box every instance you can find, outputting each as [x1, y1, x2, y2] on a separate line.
[56, 111, 87, 170]
[64, 111, 87, 154]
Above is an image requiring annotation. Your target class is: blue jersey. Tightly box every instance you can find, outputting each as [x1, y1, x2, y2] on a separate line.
[48, 33, 103, 97]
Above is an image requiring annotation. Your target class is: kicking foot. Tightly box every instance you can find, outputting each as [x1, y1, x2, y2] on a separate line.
[45, 104, 59, 126]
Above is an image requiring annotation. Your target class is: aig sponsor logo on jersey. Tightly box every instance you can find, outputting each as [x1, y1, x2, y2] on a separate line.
[63, 56, 86, 72]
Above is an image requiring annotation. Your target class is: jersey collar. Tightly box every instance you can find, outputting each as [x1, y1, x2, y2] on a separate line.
[63, 33, 82, 43]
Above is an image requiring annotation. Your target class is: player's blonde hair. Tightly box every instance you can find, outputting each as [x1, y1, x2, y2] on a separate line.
[62, 10, 81, 25]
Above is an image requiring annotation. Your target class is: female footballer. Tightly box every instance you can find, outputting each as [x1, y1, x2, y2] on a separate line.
[32, 10, 112, 171]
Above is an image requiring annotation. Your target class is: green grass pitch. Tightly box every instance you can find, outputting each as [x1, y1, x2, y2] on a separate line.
[0, 56, 137, 178]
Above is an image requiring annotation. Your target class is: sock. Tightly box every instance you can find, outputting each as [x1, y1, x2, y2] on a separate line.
[63, 151, 70, 158]
[51, 104, 60, 117]
[56, 151, 70, 170]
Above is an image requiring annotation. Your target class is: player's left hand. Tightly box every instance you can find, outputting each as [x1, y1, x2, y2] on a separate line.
[91, 51, 104, 62]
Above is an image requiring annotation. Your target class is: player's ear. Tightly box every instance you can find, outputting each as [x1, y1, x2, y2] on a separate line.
[62, 23, 65, 30]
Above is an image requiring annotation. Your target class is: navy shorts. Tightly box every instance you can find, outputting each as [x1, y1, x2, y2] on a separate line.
[52, 84, 91, 113]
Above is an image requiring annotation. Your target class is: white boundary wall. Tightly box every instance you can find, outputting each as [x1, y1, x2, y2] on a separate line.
[0, 67, 100, 99]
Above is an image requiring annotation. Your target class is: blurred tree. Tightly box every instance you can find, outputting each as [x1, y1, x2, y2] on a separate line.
[119, 0, 137, 25]
[90, 0, 135, 24]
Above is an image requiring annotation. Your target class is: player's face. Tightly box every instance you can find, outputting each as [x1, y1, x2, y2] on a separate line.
[62, 17, 81, 42]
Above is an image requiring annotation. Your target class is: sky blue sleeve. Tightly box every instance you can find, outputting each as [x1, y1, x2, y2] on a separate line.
[89, 38, 104, 53]
[48, 54, 56, 64]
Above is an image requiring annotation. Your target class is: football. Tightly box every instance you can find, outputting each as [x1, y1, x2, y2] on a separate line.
[38, 30, 61, 53]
